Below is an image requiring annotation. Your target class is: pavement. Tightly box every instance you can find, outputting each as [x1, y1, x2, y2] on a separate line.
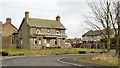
[0, 54, 119, 68]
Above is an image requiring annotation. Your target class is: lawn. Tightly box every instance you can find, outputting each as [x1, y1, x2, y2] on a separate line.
[1, 48, 100, 56]
[74, 55, 118, 66]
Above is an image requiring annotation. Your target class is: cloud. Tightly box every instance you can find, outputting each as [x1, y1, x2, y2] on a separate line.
[0, 0, 91, 38]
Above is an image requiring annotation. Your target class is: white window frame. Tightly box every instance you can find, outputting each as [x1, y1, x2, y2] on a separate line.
[56, 30, 60, 34]
[39, 38, 41, 45]
[21, 39, 23, 44]
[44, 39, 46, 43]
[54, 39, 57, 45]
[47, 29, 50, 33]
[36, 29, 41, 34]
[34, 38, 37, 45]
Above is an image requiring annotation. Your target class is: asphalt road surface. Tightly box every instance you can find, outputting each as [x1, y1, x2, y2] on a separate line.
[1, 54, 118, 68]
[2, 55, 92, 66]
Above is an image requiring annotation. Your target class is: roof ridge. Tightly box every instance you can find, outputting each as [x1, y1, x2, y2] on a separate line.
[29, 18, 57, 21]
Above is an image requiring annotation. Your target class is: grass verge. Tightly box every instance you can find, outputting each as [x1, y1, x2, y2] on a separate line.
[74, 55, 118, 66]
[0, 48, 100, 56]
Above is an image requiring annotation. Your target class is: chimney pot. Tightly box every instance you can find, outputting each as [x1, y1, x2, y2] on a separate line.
[25, 11, 29, 22]
[56, 15, 60, 22]
[0, 21, 3, 26]
[6, 18, 11, 23]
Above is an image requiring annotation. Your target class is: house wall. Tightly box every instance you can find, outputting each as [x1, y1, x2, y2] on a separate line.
[60, 30, 65, 34]
[30, 28, 65, 36]
[82, 35, 106, 49]
[82, 35, 102, 41]
[2, 23, 17, 36]
[50, 39, 54, 47]
[18, 24, 66, 49]
[1, 23, 17, 49]
[2, 36, 16, 48]
[12, 34, 18, 47]
[30, 38, 42, 49]
[18, 21, 30, 49]
[29, 36, 65, 49]
[0, 33, 1, 49]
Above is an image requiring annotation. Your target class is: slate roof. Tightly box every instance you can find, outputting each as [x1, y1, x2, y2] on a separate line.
[82, 29, 114, 37]
[28, 18, 66, 29]
[82, 30, 104, 37]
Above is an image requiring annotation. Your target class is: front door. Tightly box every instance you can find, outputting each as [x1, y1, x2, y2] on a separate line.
[46, 39, 50, 47]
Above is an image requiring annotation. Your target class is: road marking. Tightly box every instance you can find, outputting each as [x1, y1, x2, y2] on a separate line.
[57, 57, 83, 66]
[3, 65, 7, 66]
[57, 57, 94, 68]
[1, 55, 47, 60]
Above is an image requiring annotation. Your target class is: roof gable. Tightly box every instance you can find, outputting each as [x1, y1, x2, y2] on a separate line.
[18, 18, 25, 32]
[0, 22, 17, 30]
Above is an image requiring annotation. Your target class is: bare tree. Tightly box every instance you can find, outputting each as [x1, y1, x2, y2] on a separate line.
[113, 1, 120, 56]
[85, 0, 118, 56]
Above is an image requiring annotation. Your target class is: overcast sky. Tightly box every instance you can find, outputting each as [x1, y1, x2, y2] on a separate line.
[0, 0, 93, 38]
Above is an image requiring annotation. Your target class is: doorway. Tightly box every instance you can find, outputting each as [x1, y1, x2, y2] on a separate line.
[46, 39, 50, 47]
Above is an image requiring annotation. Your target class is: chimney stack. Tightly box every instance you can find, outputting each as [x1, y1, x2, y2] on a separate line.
[0, 21, 2, 26]
[25, 11, 29, 22]
[6, 18, 11, 23]
[56, 15, 60, 22]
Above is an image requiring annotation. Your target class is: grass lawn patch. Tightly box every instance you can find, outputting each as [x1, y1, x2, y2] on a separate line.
[0, 48, 100, 56]
[74, 55, 118, 66]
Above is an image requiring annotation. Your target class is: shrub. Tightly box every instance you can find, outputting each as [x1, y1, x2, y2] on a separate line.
[55, 54, 58, 55]
[9, 54, 18, 56]
[101, 51, 108, 53]
[100, 37, 119, 45]
[0, 51, 2, 55]
[18, 53, 24, 56]
[2, 51, 9, 56]
[91, 51, 95, 53]
[12, 54, 17, 56]
[100, 52, 103, 54]
[79, 51, 86, 54]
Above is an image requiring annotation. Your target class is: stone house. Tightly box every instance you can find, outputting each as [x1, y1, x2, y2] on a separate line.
[0, 18, 17, 48]
[17, 11, 67, 49]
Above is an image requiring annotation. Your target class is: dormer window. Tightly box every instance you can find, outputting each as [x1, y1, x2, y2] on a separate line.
[36, 29, 41, 34]
[56, 30, 60, 34]
[48, 29, 50, 33]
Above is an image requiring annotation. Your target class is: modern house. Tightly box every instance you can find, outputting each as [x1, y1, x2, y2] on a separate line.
[0, 18, 17, 48]
[16, 11, 67, 49]
[81, 30, 115, 49]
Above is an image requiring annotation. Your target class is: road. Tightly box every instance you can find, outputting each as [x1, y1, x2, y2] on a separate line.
[2, 55, 91, 66]
[1, 54, 118, 68]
